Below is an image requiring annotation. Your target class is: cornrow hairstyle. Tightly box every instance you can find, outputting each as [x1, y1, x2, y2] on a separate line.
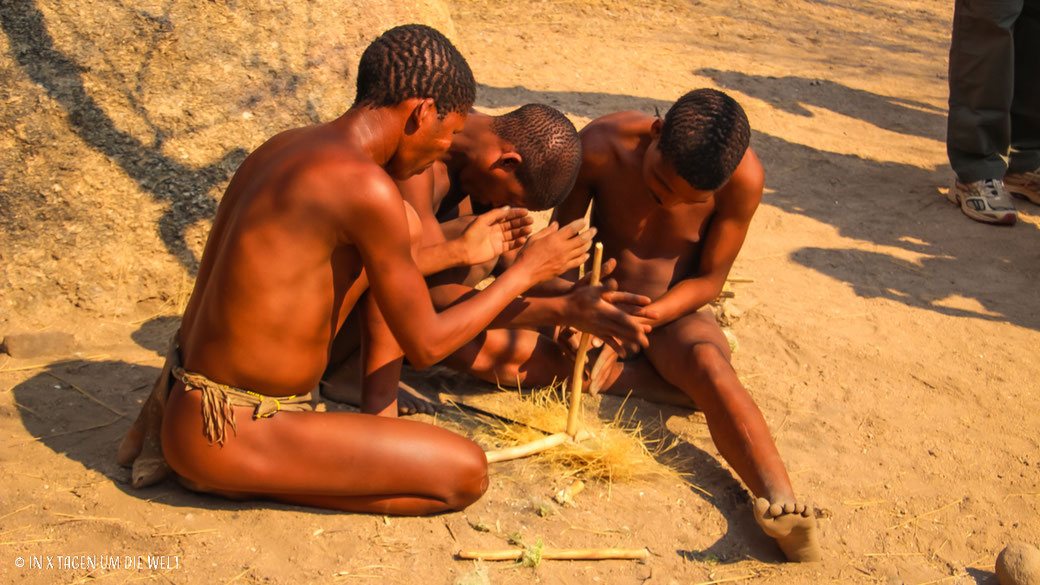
[490, 104, 582, 210]
[658, 89, 751, 190]
[354, 24, 475, 117]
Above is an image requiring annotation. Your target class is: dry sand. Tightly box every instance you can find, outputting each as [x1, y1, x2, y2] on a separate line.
[1, 1, 1039, 584]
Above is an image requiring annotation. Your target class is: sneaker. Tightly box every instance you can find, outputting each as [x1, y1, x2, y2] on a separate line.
[948, 178, 1017, 225]
[1005, 168, 1040, 205]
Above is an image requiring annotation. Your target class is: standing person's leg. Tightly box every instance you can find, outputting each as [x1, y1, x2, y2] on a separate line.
[1005, 0, 1040, 203]
[642, 307, 819, 562]
[161, 382, 488, 516]
[947, 0, 1020, 181]
[947, 0, 1023, 223]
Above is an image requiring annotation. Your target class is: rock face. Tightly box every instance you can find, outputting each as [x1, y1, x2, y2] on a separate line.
[997, 542, 1040, 585]
[0, 0, 456, 329]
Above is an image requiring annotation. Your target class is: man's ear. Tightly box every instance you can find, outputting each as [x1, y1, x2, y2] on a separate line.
[650, 117, 664, 137]
[498, 151, 522, 172]
[405, 98, 437, 134]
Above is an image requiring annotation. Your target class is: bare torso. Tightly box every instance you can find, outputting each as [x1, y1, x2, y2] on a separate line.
[580, 112, 717, 300]
[179, 123, 373, 397]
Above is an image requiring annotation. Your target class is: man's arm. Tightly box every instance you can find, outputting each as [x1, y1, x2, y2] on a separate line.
[339, 169, 593, 368]
[643, 148, 764, 327]
[426, 259, 653, 348]
[397, 169, 532, 275]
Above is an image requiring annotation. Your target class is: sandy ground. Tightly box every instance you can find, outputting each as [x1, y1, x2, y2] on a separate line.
[2, 0, 1039, 584]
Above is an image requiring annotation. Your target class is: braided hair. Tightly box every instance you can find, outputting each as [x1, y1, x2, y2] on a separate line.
[354, 24, 475, 117]
[659, 89, 750, 190]
[490, 104, 581, 210]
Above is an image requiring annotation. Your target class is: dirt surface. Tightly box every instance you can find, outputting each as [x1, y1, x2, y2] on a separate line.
[2, 1, 1039, 584]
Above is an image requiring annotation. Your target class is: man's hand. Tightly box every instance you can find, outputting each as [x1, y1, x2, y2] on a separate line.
[559, 258, 657, 352]
[512, 220, 595, 286]
[459, 206, 533, 266]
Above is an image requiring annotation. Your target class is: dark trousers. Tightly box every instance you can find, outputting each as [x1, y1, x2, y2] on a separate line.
[947, 0, 1040, 182]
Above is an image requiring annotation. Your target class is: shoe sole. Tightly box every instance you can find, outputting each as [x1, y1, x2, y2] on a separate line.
[947, 189, 1017, 225]
[1007, 187, 1040, 206]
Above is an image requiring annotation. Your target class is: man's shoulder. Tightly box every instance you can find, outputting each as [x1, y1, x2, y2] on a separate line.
[580, 111, 651, 169]
[715, 147, 764, 215]
[294, 150, 397, 205]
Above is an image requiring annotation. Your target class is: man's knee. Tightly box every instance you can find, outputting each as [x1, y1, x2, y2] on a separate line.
[444, 442, 489, 510]
[688, 342, 733, 383]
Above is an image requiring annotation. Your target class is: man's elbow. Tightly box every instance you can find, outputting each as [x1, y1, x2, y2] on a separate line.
[401, 343, 443, 370]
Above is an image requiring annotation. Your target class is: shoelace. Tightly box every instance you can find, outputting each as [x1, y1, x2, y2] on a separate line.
[980, 179, 1003, 198]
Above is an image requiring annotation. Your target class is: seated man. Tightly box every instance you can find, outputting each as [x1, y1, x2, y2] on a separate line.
[551, 89, 822, 562]
[116, 24, 595, 516]
[323, 104, 656, 414]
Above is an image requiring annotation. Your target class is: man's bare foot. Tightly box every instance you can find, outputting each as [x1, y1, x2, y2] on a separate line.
[753, 497, 822, 562]
[319, 371, 438, 416]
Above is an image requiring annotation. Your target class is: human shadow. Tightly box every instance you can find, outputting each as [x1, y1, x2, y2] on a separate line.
[694, 68, 946, 141]
[0, 0, 246, 274]
[475, 82, 1040, 332]
[595, 395, 787, 564]
[8, 318, 344, 516]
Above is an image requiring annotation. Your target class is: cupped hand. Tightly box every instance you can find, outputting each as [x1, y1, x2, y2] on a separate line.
[460, 206, 533, 266]
[513, 219, 595, 285]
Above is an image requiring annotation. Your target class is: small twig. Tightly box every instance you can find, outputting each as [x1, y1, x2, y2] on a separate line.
[14, 418, 122, 444]
[931, 539, 948, 560]
[0, 525, 29, 537]
[0, 538, 55, 545]
[0, 504, 32, 522]
[771, 414, 790, 440]
[444, 521, 458, 545]
[691, 574, 758, 585]
[12, 401, 42, 418]
[53, 513, 128, 524]
[888, 498, 962, 530]
[1003, 491, 1040, 501]
[46, 373, 126, 417]
[223, 568, 251, 585]
[458, 547, 649, 561]
[152, 529, 219, 537]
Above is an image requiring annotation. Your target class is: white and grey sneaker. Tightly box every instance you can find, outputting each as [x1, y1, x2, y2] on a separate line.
[1005, 168, 1040, 205]
[948, 178, 1017, 225]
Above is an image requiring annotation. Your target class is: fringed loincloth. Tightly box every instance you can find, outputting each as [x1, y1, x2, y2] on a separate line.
[117, 334, 322, 488]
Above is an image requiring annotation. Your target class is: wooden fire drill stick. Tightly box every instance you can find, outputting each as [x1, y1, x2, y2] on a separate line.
[566, 242, 603, 438]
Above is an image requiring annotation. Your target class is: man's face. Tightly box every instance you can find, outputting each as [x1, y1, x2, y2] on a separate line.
[641, 140, 715, 208]
[467, 170, 527, 209]
[459, 142, 528, 209]
[391, 107, 467, 180]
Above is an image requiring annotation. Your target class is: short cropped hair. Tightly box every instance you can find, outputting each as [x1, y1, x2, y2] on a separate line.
[659, 89, 750, 190]
[490, 104, 582, 210]
[354, 24, 475, 116]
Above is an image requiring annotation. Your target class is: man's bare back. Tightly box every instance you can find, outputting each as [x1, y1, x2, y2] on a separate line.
[553, 92, 821, 562]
